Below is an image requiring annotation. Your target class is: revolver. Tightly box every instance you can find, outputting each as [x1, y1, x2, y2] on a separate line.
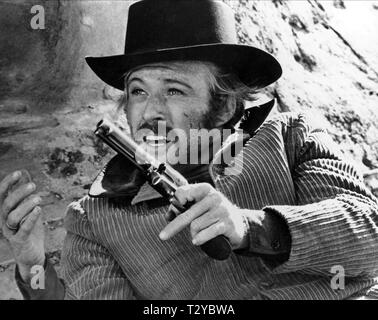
[94, 118, 232, 260]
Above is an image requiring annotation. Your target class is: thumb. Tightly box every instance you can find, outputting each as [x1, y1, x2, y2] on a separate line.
[174, 183, 212, 206]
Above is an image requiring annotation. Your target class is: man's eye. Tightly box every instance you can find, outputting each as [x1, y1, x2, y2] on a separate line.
[167, 88, 184, 96]
[131, 88, 146, 96]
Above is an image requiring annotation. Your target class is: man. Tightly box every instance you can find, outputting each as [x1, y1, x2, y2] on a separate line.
[1, 0, 378, 300]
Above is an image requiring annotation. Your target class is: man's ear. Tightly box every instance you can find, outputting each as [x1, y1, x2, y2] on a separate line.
[212, 95, 236, 128]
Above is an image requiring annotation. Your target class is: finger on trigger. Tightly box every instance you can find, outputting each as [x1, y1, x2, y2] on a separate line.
[169, 197, 185, 213]
[165, 204, 179, 222]
[174, 185, 193, 206]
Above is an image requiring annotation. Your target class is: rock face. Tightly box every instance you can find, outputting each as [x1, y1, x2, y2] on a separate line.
[0, 0, 377, 299]
[225, 0, 378, 173]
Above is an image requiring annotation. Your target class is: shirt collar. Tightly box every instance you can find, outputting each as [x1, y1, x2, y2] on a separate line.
[131, 182, 163, 205]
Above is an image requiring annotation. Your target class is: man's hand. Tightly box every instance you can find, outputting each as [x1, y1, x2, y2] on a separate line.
[0, 171, 45, 283]
[159, 183, 249, 250]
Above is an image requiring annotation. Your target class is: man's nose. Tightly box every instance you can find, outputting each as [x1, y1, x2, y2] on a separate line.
[142, 94, 166, 123]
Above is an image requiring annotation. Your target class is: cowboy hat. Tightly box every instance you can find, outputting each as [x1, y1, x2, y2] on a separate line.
[85, 0, 282, 91]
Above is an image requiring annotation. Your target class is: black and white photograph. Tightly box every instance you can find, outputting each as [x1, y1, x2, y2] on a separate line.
[0, 0, 378, 306]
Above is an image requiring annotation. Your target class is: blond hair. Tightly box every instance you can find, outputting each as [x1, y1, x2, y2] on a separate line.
[117, 61, 259, 129]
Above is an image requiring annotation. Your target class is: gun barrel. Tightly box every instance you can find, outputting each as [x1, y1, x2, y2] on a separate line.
[95, 118, 142, 161]
[95, 118, 188, 186]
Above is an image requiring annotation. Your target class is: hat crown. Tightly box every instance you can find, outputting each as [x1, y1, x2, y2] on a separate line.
[125, 0, 237, 54]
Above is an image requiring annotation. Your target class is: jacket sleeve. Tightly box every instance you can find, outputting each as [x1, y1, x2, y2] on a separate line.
[264, 113, 378, 277]
[60, 200, 135, 300]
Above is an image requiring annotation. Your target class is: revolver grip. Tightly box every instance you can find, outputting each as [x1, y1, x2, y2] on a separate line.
[169, 199, 232, 261]
[200, 235, 232, 261]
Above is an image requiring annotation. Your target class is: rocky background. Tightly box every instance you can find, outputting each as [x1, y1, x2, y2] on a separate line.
[0, 0, 377, 299]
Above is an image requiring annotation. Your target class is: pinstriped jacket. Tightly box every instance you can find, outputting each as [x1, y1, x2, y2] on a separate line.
[60, 112, 378, 300]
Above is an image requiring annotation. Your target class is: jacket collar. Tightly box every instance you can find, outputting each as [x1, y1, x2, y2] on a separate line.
[131, 182, 164, 205]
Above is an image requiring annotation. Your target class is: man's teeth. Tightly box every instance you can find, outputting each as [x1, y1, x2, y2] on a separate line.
[144, 135, 168, 146]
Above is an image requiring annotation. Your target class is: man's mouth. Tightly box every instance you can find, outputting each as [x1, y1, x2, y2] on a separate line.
[143, 135, 171, 147]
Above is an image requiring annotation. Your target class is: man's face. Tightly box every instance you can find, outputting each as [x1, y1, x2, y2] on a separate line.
[124, 61, 215, 165]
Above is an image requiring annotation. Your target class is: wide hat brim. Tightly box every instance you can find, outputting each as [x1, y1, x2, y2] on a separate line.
[86, 43, 282, 91]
